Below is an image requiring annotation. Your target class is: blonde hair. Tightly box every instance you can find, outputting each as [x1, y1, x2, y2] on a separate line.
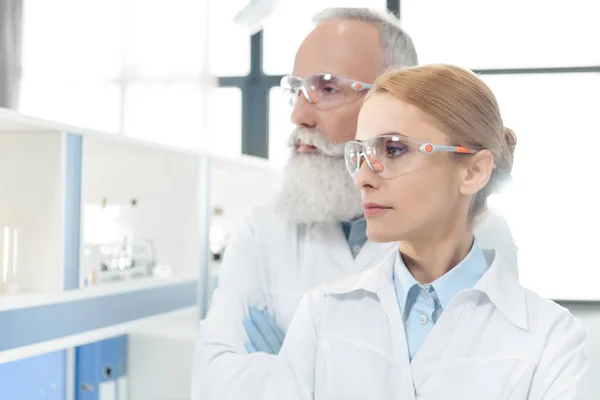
[370, 64, 517, 217]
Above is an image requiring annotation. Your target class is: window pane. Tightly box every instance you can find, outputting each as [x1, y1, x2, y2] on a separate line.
[22, 0, 122, 80]
[206, 88, 242, 157]
[124, 83, 204, 150]
[483, 73, 600, 300]
[263, 2, 388, 75]
[124, 0, 208, 76]
[19, 79, 121, 133]
[208, 0, 250, 76]
[402, 0, 600, 69]
[268, 87, 295, 167]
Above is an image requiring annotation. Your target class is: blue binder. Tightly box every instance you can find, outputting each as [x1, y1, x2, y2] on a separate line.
[0, 350, 66, 400]
[76, 335, 128, 400]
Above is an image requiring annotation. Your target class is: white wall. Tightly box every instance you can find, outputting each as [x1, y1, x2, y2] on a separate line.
[562, 303, 600, 398]
[209, 155, 281, 240]
[0, 131, 64, 294]
[81, 136, 201, 282]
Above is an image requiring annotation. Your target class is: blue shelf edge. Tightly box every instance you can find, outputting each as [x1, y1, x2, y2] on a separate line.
[0, 281, 197, 352]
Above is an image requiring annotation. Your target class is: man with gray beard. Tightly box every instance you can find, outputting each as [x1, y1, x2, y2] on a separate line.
[192, 7, 517, 400]
[274, 127, 363, 223]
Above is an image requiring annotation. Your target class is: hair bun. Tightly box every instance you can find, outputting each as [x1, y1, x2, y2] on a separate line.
[501, 126, 517, 172]
[489, 127, 517, 195]
[503, 127, 517, 149]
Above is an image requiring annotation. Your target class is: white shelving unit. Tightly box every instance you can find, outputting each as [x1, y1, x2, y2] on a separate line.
[0, 107, 206, 370]
[0, 107, 281, 371]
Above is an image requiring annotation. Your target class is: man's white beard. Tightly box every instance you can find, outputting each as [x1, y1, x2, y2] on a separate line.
[273, 127, 364, 224]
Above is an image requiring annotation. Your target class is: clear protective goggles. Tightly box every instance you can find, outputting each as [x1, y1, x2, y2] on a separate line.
[345, 134, 477, 180]
[280, 73, 373, 110]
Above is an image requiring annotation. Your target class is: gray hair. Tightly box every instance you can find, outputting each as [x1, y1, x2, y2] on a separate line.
[311, 7, 418, 72]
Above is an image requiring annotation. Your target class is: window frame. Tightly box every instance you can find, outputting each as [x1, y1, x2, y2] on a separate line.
[217, 0, 600, 162]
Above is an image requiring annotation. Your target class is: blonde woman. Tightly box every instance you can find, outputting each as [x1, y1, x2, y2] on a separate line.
[264, 65, 589, 399]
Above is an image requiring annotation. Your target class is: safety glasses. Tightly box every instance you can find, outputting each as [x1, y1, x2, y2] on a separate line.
[280, 73, 373, 110]
[345, 134, 477, 180]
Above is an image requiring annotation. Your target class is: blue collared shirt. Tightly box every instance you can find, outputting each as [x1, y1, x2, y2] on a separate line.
[341, 218, 368, 258]
[393, 240, 488, 360]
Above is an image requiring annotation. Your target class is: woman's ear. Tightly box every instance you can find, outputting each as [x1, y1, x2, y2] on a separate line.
[459, 150, 494, 196]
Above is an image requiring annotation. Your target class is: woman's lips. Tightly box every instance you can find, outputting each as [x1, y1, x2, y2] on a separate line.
[363, 202, 393, 217]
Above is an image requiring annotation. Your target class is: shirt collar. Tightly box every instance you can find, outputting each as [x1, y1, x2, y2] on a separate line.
[393, 240, 488, 311]
[430, 240, 488, 309]
[393, 251, 420, 313]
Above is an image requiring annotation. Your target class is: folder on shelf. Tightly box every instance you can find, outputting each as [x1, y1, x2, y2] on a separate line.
[0, 351, 66, 400]
[76, 335, 128, 400]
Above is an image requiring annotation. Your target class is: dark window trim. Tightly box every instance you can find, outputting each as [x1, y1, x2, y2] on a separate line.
[216, 31, 277, 158]
[475, 66, 600, 75]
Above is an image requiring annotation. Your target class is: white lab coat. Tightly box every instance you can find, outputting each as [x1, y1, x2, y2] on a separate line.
[192, 205, 518, 400]
[264, 250, 589, 400]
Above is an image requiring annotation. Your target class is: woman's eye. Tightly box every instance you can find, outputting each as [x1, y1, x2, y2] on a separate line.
[322, 85, 339, 94]
[386, 144, 408, 158]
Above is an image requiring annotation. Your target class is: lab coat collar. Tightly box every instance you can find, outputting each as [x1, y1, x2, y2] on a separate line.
[473, 249, 529, 331]
[326, 249, 397, 294]
[325, 248, 529, 331]
[309, 221, 395, 272]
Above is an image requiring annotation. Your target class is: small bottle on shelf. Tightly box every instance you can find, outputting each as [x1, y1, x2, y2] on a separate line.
[0, 211, 20, 295]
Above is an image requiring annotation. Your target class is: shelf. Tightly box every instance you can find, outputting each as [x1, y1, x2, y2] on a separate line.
[0, 272, 197, 312]
[0, 275, 198, 363]
[129, 307, 198, 343]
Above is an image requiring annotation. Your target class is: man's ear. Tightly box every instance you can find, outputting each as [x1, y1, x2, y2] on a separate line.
[459, 150, 495, 196]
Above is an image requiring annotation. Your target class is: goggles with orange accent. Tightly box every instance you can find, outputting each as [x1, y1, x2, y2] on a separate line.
[345, 134, 477, 180]
[280, 73, 373, 110]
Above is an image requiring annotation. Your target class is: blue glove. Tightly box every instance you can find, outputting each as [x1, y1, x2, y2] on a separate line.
[243, 306, 286, 354]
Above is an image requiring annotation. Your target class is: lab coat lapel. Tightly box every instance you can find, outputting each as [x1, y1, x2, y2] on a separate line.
[336, 251, 409, 367]
[373, 255, 417, 400]
[409, 250, 523, 388]
[409, 290, 478, 388]
[379, 285, 417, 399]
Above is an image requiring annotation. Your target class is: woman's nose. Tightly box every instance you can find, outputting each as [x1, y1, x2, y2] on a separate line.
[353, 157, 379, 190]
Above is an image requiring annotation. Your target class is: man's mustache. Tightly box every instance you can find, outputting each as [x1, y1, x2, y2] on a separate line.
[288, 128, 345, 157]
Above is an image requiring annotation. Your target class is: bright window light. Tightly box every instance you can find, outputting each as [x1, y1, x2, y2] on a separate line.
[484, 73, 600, 300]
[402, 0, 600, 68]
